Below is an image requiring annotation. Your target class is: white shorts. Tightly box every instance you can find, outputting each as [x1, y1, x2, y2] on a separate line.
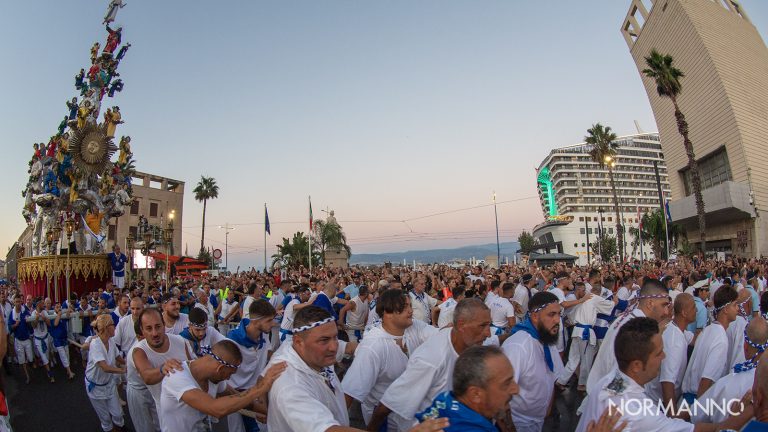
[15, 338, 33, 364]
[33, 337, 50, 365]
[112, 275, 125, 289]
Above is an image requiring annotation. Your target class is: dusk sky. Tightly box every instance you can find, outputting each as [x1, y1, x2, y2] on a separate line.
[2, 1, 767, 269]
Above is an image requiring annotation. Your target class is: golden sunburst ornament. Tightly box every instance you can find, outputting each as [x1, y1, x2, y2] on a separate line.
[69, 122, 118, 175]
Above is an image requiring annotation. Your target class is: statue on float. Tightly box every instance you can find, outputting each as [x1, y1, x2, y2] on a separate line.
[21, 1, 135, 257]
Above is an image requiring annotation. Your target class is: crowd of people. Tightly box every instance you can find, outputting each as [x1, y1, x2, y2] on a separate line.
[3, 255, 768, 431]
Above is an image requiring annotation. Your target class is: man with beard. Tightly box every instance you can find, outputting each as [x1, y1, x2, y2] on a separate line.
[502, 291, 565, 432]
[159, 340, 286, 432]
[368, 298, 491, 431]
[343, 289, 438, 430]
[132, 308, 193, 412]
[161, 293, 189, 335]
[587, 279, 672, 395]
[179, 307, 226, 358]
[109, 294, 130, 327]
[225, 299, 276, 432]
[417, 345, 519, 431]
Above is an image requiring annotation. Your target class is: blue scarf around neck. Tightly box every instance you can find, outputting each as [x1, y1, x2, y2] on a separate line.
[227, 318, 265, 350]
[512, 317, 554, 372]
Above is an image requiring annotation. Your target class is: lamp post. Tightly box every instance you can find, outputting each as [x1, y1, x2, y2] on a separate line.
[64, 217, 75, 302]
[126, 233, 134, 289]
[493, 192, 500, 268]
[218, 223, 235, 273]
[163, 213, 174, 289]
[141, 230, 154, 293]
[597, 207, 604, 261]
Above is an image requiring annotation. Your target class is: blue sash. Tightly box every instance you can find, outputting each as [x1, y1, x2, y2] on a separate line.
[279, 328, 293, 342]
[34, 335, 48, 353]
[574, 324, 592, 341]
[86, 376, 111, 393]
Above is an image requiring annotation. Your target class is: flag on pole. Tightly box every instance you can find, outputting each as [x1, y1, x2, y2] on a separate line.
[265, 205, 271, 235]
[637, 205, 643, 230]
[665, 199, 672, 223]
[309, 198, 313, 231]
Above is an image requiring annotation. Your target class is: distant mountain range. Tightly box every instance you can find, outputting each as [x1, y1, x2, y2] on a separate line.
[349, 242, 520, 265]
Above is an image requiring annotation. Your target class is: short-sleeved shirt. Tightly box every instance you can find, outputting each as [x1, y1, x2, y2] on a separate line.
[159, 361, 227, 432]
[687, 297, 708, 333]
[85, 337, 119, 399]
[682, 323, 729, 395]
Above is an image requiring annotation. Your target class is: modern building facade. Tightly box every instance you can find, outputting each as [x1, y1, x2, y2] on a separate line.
[533, 133, 671, 264]
[622, 0, 766, 257]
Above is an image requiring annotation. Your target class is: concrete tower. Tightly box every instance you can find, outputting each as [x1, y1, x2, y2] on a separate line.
[622, 0, 768, 257]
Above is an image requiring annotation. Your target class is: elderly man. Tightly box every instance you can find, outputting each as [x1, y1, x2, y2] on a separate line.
[369, 298, 491, 431]
[194, 288, 216, 327]
[417, 345, 519, 431]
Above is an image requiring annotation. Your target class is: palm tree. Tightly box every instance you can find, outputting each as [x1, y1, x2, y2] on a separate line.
[586, 123, 623, 262]
[643, 49, 707, 254]
[193, 176, 219, 254]
[628, 209, 682, 259]
[312, 220, 351, 265]
[271, 232, 319, 269]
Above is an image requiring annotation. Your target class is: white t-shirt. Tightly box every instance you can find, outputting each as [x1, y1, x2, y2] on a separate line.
[159, 361, 227, 432]
[503, 330, 564, 429]
[280, 297, 300, 333]
[682, 323, 729, 395]
[726, 315, 748, 369]
[616, 286, 632, 301]
[576, 371, 693, 432]
[346, 296, 369, 330]
[266, 344, 348, 431]
[85, 336, 119, 399]
[241, 296, 256, 318]
[31, 310, 49, 338]
[226, 330, 269, 389]
[587, 308, 647, 393]
[693, 368, 755, 424]
[342, 325, 412, 430]
[218, 300, 239, 321]
[194, 302, 216, 326]
[436, 298, 457, 329]
[645, 323, 692, 402]
[512, 284, 530, 321]
[409, 291, 437, 324]
[136, 334, 192, 409]
[114, 315, 138, 354]
[164, 313, 189, 335]
[488, 296, 515, 329]
[379, 328, 458, 428]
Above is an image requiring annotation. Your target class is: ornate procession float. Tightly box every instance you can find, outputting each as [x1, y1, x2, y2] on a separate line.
[17, 1, 138, 301]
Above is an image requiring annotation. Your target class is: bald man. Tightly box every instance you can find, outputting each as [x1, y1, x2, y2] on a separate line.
[645, 293, 696, 409]
[693, 317, 768, 423]
[746, 352, 768, 430]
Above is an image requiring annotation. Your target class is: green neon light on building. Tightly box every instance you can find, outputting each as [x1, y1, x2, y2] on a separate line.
[537, 167, 558, 217]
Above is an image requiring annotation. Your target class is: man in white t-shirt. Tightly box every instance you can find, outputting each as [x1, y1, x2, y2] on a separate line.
[503, 291, 565, 432]
[433, 286, 465, 329]
[512, 274, 535, 322]
[343, 289, 438, 431]
[225, 299, 276, 432]
[682, 285, 739, 403]
[161, 294, 189, 335]
[409, 276, 439, 325]
[279, 286, 311, 344]
[645, 293, 695, 408]
[578, 318, 701, 432]
[159, 339, 285, 432]
[114, 296, 144, 356]
[368, 298, 491, 430]
[488, 283, 517, 335]
[194, 289, 216, 327]
[339, 285, 370, 342]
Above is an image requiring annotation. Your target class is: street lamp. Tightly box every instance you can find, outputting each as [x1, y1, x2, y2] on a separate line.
[45, 228, 54, 298]
[125, 233, 134, 288]
[164, 212, 174, 288]
[52, 222, 62, 302]
[64, 217, 75, 303]
[218, 223, 235, 273]
[141, 229, 154, 292]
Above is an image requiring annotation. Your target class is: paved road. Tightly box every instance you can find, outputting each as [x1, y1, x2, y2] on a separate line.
[4, 348, 579, 432]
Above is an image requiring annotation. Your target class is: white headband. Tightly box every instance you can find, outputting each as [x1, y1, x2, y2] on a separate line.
[292, 317, 334, 335]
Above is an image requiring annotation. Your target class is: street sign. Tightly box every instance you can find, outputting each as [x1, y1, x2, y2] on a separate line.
[212, 249, 223, 260]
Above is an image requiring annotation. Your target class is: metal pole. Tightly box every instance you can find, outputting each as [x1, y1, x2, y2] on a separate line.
[597, 209, 603, 260]
[585, 217, 591, 264]
[264, 203, 267, 273]
[653, 160, 668, 260]
[493, 192, 500, 268]
[308, 196, 312, 276]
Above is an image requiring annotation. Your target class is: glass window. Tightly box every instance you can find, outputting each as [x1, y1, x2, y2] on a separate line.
[130, 199, 140, 215]
[150, 202, 159, 217]
[580, 228, 585, 234]
[681, 147, 732, 195]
